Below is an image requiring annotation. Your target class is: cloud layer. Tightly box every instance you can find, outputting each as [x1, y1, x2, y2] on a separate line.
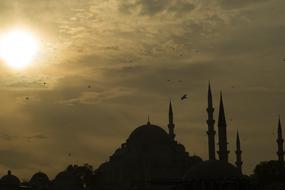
[0, 0, 284, 178]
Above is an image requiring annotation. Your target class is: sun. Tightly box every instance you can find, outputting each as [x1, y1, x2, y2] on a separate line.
[0, 29, 39, 69]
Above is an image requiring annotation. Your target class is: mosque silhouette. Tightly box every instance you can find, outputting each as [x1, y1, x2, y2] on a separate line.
[0, 83, 284, 190]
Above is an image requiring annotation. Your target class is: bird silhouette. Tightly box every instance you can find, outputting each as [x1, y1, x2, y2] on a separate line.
[88, 85, 91, 89]
[25, 97, 30, 100]
[181, 94, 188, 100]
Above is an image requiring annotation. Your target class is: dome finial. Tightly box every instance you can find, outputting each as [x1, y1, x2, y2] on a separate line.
[8, 170, 11, 175]
[147, 115, 150, 125]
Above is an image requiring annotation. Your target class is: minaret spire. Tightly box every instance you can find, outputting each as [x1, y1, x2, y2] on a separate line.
[168, 100, 175, 140]
[277, 116, 284, 163]
[217, 92, 229, 162]
[207, 82, 216, 160]
[235, 131, 243, 173]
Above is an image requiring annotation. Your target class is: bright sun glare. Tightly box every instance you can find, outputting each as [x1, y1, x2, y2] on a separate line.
[0, 29, 39, 69]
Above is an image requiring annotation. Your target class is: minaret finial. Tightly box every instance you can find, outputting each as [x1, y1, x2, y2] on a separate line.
[218, 91, 226, 127]
[169, 99, 173, 113]
[237, 130, 239, 140]
[168, 99, 175, 140]
[147, 116, 150, 125]
[207, 82, 216, 160]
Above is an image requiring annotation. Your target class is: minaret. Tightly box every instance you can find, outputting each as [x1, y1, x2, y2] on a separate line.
[277, 116, 284, 163]
[207, 82, 216, 160]
[235, 131, 243, 173]
[217, 92, 229, 162]
[168, 100, 175, 140]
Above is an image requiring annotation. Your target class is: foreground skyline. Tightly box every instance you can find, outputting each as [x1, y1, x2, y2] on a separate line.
[0, 0, 284, 178]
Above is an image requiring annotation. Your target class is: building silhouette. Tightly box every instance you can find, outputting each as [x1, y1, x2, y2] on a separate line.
[181, 86, 248, 190]
[182, 160, 247, 190]
[93, 84, 251, 190]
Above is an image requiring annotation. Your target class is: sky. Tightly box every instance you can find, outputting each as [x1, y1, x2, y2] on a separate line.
[0, 0, 285, 179]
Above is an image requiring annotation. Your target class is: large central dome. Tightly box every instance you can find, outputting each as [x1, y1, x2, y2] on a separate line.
[127, 124, 171, 147]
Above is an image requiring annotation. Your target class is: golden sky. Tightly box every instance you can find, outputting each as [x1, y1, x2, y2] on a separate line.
[0, 0, 285, 179]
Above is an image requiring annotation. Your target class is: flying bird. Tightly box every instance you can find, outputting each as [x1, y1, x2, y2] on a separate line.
[181, 94, 188, 100]
[25, 97, 30, 100]
[88, 85, 91, 89]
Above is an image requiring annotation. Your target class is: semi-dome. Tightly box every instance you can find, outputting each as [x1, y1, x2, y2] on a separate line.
[30, 171, 50, 182]
[30, 171, 50, 188]
[54, 170, 77, 183]
[53, 166, 84, 190]
[184, 160, 242, 181]
[0, 170, 20, 187]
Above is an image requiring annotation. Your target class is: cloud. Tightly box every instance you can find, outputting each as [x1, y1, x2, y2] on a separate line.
[217, 0, 271, 9]
[0, 150, 37, 169]
[119, 0, 195, 16]
[26, 134, 48, 141]
[0, 134, 17, 141]
[0, 0, 284, 178]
